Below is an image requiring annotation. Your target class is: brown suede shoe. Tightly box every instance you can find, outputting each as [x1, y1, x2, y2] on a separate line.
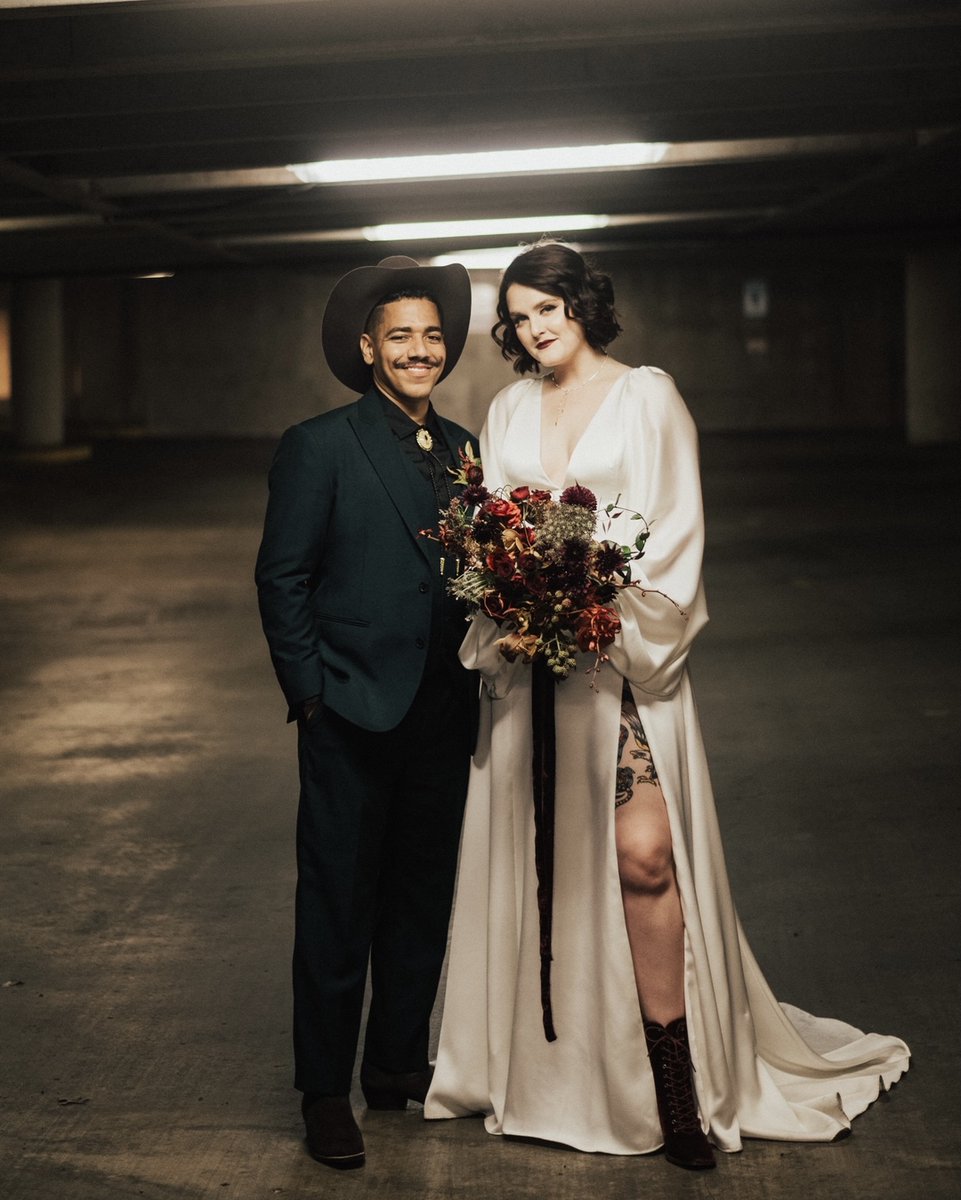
[302, 1095, 365, 1170]
[360, 1062, 434, 1109]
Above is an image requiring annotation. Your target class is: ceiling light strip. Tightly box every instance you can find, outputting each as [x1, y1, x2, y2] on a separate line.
[362, 214, 610, 241]
[289, 143, 668, 184]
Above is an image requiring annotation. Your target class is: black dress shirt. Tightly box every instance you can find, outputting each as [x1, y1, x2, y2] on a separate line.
[378, 392, 457, 511]
[378, 391, 467, 672]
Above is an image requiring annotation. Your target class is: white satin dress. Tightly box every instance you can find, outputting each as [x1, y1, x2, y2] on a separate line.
[424, 367, 909, 1155]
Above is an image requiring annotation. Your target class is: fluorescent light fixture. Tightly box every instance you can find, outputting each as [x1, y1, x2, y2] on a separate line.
[289, 142, 669, 185]
[363, 215, 609, 242]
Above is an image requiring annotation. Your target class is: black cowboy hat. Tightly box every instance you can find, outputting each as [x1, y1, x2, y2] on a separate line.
[322, 255, 472, 394]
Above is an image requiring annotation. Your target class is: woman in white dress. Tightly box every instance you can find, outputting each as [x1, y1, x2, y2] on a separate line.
[424, 243, 908, 1170]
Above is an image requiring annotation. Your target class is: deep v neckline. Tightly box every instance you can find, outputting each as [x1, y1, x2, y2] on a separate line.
[536, 370, 629, 488]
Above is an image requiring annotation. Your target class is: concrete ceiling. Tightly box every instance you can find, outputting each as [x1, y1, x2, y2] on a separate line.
[1, 0, 960, 276]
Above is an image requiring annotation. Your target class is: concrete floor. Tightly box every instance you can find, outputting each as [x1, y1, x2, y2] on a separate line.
[1, 432, 958, 1200]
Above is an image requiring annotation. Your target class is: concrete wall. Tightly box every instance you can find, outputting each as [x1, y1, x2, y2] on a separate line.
[905, 249, 961, 444]
[21, 247, 907, 439]
[62, 277, 138, 429]
[593, 252, 903, 432]
[131, 268, 337, 437]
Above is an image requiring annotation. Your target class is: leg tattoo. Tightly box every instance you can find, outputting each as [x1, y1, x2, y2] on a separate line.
[615, 688, 659, 808]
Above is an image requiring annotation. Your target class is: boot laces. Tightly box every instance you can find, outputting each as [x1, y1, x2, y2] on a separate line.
[646, 1026, 701, 1134]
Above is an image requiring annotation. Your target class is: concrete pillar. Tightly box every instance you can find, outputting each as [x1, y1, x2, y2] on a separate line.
[10, 278, 66, 448]
[905, 251, 961, 444]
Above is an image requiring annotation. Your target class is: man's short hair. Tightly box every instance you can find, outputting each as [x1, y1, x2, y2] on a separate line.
[364, 287, 444, 335]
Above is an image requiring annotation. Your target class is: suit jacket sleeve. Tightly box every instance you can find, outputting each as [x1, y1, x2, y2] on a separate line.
[255, 423, 331, 715]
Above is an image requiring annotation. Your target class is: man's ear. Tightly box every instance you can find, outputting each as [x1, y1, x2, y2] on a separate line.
[359, 333, 374, 366]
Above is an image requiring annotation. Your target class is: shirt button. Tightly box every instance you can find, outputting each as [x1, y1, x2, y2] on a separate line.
[415, 637, 426, 649]
[418, 581, 429, 593]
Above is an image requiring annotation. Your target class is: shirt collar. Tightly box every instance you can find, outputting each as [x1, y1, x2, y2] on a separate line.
[377, 390, 439, 441]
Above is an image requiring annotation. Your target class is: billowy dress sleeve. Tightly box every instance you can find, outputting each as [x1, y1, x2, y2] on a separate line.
[604, 369, 710, 698]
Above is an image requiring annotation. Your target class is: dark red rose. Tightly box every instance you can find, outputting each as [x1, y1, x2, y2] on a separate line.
[485, 549, 517, 580]
[520, 572, 549, 600]
[466, 464, 484, 485]
[529, 489, 553, 503]
[575, 604, 621, 652]
[472, 517, 500, 546]
[483, 497, 523, 527]
[560, 484, 597, 511]
[481, 592, 514, 621]
[510, 485, 531, 501]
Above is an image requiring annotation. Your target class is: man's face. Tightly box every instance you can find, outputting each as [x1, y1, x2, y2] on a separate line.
[359, 297, 446, 412]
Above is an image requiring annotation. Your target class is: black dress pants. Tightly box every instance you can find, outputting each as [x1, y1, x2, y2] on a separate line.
[292, 661, 472, 1096]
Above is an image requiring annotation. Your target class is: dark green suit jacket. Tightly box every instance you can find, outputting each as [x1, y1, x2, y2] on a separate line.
[255, 387, 475, 731]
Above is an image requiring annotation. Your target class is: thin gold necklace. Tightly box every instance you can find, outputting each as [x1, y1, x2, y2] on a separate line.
[550, 364, 604, 396]
[548, 363, 605, 425]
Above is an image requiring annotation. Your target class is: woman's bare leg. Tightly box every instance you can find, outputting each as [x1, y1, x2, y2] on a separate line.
[615, 687, 715, 1169]
[614, 693, 684, 1025]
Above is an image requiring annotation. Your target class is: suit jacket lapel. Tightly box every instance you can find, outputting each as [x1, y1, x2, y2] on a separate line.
[348, 388, 433, 563]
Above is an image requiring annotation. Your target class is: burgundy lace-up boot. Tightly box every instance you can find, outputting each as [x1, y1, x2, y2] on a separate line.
[644, 1017, 716, 1170]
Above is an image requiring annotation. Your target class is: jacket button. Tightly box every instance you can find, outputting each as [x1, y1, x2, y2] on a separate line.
[418, 581, 429, 593]
[415, 637, 426, 649]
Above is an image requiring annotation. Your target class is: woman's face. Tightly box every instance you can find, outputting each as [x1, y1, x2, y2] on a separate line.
[504, 283, 588, 370]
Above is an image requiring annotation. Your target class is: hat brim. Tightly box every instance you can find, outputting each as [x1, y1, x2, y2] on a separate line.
[322, 256, 472, 394]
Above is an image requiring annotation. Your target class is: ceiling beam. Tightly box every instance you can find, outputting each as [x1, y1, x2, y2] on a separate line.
[1, 4, 959, 83]
[76, 132, 929, 199]
[0, 155, 248, 262]
[736, 125, 961, 232]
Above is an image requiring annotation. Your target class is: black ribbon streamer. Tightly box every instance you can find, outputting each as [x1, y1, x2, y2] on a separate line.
[530, 657, 558, 1042]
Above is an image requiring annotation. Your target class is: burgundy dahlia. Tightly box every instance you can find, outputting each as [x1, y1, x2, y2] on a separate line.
[595, 544, 629, 575]
[559, 484, 597, 510]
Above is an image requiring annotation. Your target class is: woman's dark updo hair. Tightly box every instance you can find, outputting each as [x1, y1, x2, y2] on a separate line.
[492, 242, 622, 375]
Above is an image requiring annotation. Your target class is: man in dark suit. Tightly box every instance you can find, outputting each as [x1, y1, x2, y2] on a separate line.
[255, 256, 477, 1171]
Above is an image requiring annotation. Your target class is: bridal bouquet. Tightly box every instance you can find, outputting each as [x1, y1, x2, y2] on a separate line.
[424, 444, 662, 682]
